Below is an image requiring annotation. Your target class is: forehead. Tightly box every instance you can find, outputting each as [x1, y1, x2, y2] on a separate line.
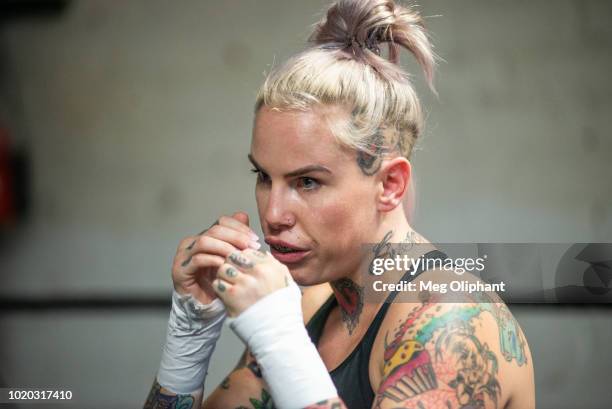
[251, 106, 351, 170]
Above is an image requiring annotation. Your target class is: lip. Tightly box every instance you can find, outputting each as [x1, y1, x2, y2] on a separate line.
[265, 238, 311, 264]
[265, 238, 309, 251]
[269, 248, 311, 264]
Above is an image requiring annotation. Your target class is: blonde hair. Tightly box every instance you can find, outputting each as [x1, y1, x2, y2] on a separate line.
[255, 0, 437, 167]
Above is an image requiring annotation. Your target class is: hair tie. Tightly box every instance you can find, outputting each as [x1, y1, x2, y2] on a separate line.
[344, 35, 381, 56]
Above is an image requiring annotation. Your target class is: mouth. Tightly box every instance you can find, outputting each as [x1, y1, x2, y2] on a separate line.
[266, 239, 311, 264]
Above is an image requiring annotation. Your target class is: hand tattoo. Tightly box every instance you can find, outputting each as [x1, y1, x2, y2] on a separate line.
[217, 281, 226, 292]
[181, 255, 192, 267]
[229, 252, 254, 268]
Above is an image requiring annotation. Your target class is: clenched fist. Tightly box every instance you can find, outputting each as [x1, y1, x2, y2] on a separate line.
[171, 212, 261, 305]
[212, 249, 293, 317]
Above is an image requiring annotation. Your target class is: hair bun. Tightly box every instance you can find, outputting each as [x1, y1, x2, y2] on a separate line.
[309, 0, 435, 88]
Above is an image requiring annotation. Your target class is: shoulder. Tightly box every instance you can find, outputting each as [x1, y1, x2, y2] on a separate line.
[301, 282, 333, 325]
[370, 269, 535, 409]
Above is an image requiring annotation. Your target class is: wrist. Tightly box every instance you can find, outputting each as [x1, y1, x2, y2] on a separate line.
[157, 290, 226, 394]
[229, 283, 337, 409]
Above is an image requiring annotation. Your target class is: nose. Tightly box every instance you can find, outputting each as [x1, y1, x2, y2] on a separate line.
[263, 184, 296, 231]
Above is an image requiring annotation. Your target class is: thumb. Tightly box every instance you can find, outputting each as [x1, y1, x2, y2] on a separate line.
[232, 211, 250, 227]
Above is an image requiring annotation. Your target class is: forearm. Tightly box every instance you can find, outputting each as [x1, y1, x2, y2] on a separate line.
[143, 378, 203, 409]
[228, 281, 339, 409]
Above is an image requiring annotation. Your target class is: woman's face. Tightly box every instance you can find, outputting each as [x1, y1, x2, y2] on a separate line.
[250, 105, 381, 285]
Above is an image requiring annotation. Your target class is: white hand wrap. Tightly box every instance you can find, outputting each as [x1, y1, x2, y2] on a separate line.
[229, 282, 338, 409]
[157, 290, 226, 394]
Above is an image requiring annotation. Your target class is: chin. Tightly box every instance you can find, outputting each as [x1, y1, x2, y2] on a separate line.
[286, 264, 322, 287]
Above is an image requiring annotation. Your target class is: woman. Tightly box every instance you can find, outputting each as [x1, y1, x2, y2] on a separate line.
[144, 1, 535, 408]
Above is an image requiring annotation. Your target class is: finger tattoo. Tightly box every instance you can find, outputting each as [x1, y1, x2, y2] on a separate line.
[186, 239, 196, 251]
[181, 255, 192, 267]
[251, 250, 266, 259]
[217, 281, 226, 292]
[229, 253, 254, 268]
[198, 220, 219, 236]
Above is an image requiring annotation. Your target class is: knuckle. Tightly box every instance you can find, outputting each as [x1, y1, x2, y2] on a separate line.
[172, 254, 183, 268]
[177, 238, 189, 252]
[190, 253, 204, 265]
[217, 263, 228, 274]
[226, 250, 240, 261]
[207, 224, 221, 236]
[241, 236, 253, 248]
[197, 234, 212, 247]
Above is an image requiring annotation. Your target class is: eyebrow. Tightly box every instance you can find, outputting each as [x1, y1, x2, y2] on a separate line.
[248, 154, 332, 178]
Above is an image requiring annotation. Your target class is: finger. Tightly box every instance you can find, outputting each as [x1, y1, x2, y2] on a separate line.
[196, 219, 220, 236]
[220, 215, 259, 240]
[242, 248, 269, 261]
[217, 263, 242, 284]
[201, 226, 260, 253]
[181, 220, 219, 251]
[190, 253, 225, 269]
[212, 278, 233, 298]
[227, 251, 256, 270]
[181, 235, 238, 265]
[180, 253, 225, 276]
[231, 211, 250, 227]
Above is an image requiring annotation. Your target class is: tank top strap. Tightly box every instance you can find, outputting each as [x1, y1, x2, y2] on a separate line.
[305, 292, 337, 345]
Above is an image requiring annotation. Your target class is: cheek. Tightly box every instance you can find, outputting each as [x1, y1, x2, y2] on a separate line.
[309, 187, 374, 249]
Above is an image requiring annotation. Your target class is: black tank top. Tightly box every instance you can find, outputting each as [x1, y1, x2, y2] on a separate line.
[305, 249, 447, 409]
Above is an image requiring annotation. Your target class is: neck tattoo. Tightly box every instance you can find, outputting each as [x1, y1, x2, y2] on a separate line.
[331, 278, 364, 336]
[368, 229, 420, 274]
[332, 230, 418, 335]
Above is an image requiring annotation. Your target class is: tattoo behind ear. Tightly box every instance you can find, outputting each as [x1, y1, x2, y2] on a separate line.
[357, 129, 386, 176]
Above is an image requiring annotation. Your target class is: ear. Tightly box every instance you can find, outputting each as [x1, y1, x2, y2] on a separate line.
[376, 157, 411, 212]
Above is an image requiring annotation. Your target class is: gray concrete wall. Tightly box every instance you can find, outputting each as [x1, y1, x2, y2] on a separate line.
[0, 1, 610, 408]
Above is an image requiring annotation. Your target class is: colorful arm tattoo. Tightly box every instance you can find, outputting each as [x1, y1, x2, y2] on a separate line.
[374, 300, 509, 409]
[470, 292, 528, 366]
[143, 379, 197, 409]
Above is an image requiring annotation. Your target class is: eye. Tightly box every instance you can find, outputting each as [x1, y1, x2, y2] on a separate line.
[250, 168, 270, 184]
[297, 176, 320, 191]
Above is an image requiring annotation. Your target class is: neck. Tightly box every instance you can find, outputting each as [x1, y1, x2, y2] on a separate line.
[331, 207, 427, 335]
